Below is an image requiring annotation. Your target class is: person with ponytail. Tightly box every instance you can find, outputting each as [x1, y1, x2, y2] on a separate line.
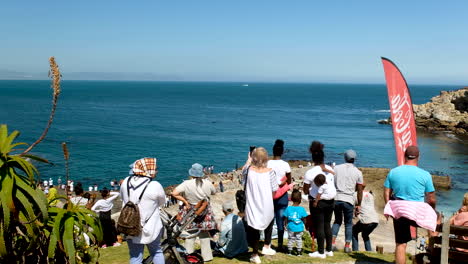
[172, 163, 217, 262]
[302, 141, 336, 259]
[267, 139, 292, 251]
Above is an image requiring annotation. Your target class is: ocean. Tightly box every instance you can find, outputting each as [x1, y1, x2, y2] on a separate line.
[0, 80, 466, 213]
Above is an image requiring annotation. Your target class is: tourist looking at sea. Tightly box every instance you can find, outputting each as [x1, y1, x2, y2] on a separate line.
[302, 141, 336, 259]
[352, 183, 379, 252]
[243, 147, 279, 264]
[91, 188, 120, 248]
[120, 158, 166, 264]
[331, 149, 364, 253]
[267, 139, 292, 252]
[383, 146, 437, 264]
[214, 202, 249, 258]
[171, 163, 217, 262]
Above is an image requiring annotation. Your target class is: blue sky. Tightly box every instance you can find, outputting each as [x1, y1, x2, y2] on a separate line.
[1, 1, 467, 84]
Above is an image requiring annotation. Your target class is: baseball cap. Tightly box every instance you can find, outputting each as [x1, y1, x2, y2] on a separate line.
[222, 202, 234, 212]
[405, 146, 419, 159]
[344, 149, 357, 161]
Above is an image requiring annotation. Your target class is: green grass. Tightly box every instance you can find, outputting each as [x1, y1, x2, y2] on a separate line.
[99, 242, 407, 263]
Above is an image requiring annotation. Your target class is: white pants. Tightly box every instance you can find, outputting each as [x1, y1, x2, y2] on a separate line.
[184, 230, 213, 261]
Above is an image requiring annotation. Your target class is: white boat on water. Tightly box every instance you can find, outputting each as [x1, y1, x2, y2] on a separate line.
[242, 84, 249, 87]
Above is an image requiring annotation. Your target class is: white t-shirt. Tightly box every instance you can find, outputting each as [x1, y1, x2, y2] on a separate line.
[120, 176, 165, 244]
[174, 178, 216, 205]
[245, 169, 278, 230]
[317, 183, 336, 200]
[267, 159, 291, 184]
[91, 192, 120, 213]
[303, 165, 335, 199]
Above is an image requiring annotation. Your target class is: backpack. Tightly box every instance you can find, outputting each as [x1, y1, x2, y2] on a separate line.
[235, 166, 249, 213]
[117, 177, 151, 236]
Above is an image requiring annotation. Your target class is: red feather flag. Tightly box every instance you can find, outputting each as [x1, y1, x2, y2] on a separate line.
[381, 57, 418, 165]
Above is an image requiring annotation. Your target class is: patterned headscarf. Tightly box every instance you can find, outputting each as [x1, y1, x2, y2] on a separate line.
[130, 157, 157, 177]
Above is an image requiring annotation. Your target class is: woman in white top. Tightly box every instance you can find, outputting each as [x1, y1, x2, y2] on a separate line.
[266, 139, 292, 251]
[243, 147, 279, 264]
[91, 188, 120, 247]
[120, 158, 166, 264]
[302, 141, 336, 259]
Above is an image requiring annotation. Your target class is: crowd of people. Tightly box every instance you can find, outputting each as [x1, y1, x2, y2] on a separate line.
[42, 140, 467, 264]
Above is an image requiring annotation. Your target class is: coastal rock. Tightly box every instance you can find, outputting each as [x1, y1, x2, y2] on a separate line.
[379, 88, 468, 136]
[413, 88, 468, 135]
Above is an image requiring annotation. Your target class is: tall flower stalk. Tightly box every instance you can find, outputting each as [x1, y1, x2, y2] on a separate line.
[21, 57, 61, 155]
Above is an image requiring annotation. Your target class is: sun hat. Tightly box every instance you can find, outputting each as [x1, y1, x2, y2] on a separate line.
[405, 146, 419, 159]
[188, 163, 204, 177]
[222, 202, 234, 212]
[344, 149, 357, 161]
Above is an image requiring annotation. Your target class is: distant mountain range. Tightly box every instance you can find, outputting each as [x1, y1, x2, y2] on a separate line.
[0, 70, 183, 81]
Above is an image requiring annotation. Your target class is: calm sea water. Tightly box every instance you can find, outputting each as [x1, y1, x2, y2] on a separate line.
[0, 80, 466, 212]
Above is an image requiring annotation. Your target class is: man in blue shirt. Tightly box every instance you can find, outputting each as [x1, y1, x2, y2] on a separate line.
[216, 202, 248, 258]
[384, 146, 436, 264]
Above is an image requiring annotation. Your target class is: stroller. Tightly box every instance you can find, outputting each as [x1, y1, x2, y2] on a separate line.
[144, 200, 208, 264]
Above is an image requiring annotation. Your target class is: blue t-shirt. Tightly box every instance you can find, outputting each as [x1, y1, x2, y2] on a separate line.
[283, 205, 308, 232]
[384, 165, 435, 202]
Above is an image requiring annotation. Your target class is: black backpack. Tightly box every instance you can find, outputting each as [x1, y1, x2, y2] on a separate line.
[235, 167, 249, 213]
[117, 177, 151, 236]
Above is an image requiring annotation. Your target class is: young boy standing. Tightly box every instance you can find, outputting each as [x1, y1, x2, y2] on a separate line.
[283, 190, 308, 255]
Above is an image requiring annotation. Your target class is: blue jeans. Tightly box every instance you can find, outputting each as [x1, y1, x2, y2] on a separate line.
[331, 201, 354, 243]
[127, 232, 164, 264]
[352, 221, 378, 251]
[274, 193, 288, 247]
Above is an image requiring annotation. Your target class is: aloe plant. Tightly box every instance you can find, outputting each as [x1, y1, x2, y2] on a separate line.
[0, 57, 103, 263]
[47, 201, 103, 264]
[0, 124, 50, 262]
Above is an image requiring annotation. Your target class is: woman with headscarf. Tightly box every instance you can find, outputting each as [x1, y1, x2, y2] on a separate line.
[243, 147, 279, 264]
[120, 157, 166, 264]
[172, 163, 217, 262]
[302, 141, 336, 259]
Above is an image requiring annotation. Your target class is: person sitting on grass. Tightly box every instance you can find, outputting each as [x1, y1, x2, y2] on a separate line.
[214, 202, 248, 258]
[283, 190, 308, 256]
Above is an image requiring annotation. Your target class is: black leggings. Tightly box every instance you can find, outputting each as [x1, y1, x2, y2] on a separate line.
[309, 199, 334, 254]
[247, 220, 274, 254]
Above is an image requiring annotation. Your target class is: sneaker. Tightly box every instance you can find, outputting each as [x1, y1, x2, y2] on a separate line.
[325, 251, 334, 257]
[344, 247, 352, 253]
[113, 242, 121, 247]
[287, 250, 293, 256]
[308, 251, 326, 259]
[332, 245, 338, 252]
[261, 247, 276, 256]
[296, 249, 302, 256]
[250, 255, 261, 263]
[101, 245, 107, 249]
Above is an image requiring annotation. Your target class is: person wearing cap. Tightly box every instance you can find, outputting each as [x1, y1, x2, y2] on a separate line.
[384, 146, 436, 264]
[172, 163, 216, 262]
[120, 157, 166, 264]
[215, 202, 249, 258]
[331, 149, 364, 253]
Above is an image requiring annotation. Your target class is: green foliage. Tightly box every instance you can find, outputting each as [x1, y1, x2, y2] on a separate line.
[47, 201, 103, 264]
[0, 125, 103, 263]
[0, 124, 49, 262]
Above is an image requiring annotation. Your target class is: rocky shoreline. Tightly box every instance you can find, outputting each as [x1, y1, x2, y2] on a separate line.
[379, 87, 468, 136]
